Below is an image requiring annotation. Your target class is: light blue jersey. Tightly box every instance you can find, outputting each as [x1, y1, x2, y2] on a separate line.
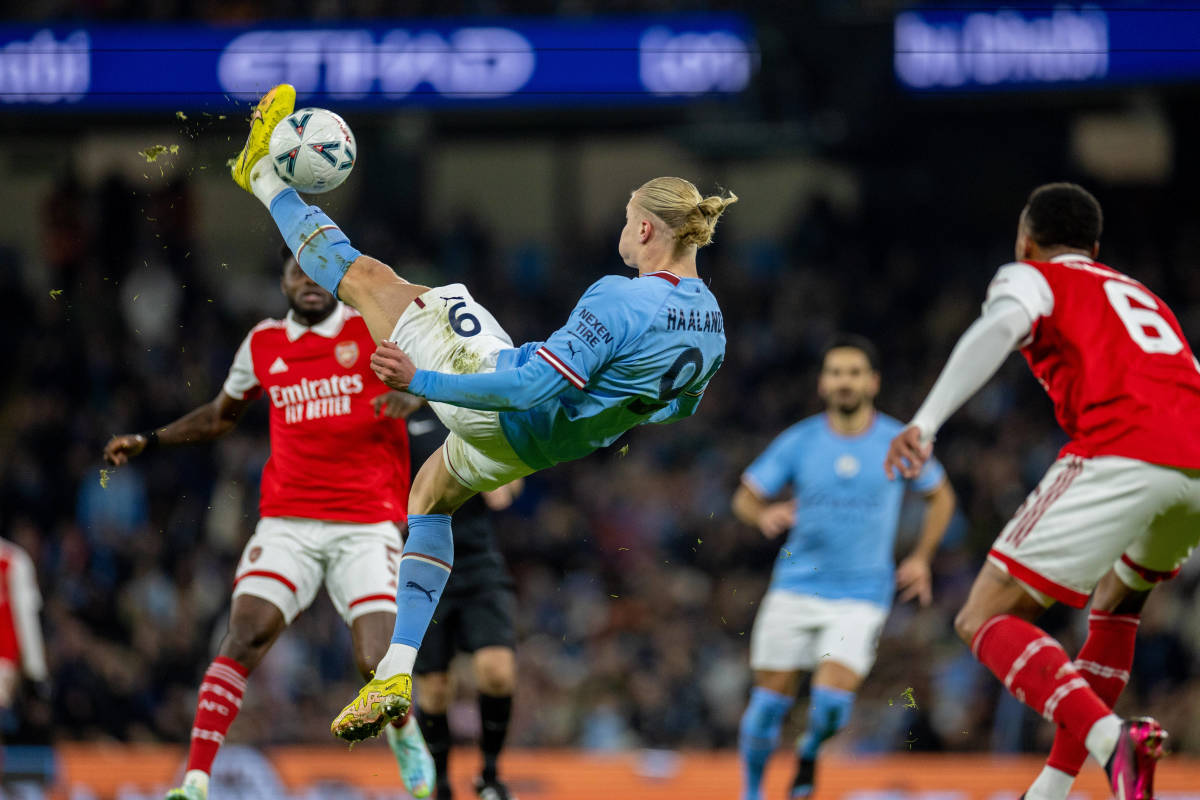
[743, 413, 944, 609]
[408, 271, 725, 470]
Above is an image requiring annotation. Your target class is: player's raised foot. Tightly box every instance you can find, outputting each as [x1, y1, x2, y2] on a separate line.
[789, 757, 815, 800]
[1105, 717, 1167, 800]
[386, 715, 436, 798]
[331, 673, 413, 743]
[475, 775, 516, 800]
[231, 83, 296, 192]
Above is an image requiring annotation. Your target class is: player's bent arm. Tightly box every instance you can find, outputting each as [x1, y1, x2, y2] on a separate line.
[731, 481, 794, 539]
[408, 357, 571, 412]
[909, 298, 1032, 441]
[155, 390, 254, 444]
[731, 482, 768, 527]
[911, 479, 956, 563]
[105, 391, 255, 464]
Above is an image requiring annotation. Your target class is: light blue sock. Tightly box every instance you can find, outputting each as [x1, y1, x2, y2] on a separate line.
[796, 685, 855, 762]
[391, 514, 454, 648]
[268, 188, 362, 296]
[738, 687, 794, 800]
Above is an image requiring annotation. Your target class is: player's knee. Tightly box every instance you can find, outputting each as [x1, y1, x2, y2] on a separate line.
[220, 623, 276, 668]
[1092, 569, 1152, 615]
[474, 649, 516, 696]
[340, 254, 393, 290]
[416, 674, 451, 713]
[953, 606, 983, 646]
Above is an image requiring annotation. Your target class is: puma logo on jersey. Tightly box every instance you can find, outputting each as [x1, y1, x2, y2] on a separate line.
[269, 357, 289, 374]
[406, 581, 436, 602]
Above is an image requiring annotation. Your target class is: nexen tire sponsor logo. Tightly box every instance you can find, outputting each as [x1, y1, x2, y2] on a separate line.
[269, 373, 364, 408]
[218, 27, 535, 100]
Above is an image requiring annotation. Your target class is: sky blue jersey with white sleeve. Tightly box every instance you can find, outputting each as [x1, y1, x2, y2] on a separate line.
[407, 271, 725, 470]
[742, 413, 945, 609]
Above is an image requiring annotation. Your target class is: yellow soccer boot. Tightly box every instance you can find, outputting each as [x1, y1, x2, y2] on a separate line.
[331, 673, 413, 743]
[230, 83, 296, 193]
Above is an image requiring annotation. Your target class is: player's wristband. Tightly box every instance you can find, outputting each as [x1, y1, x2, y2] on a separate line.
[139, 429, 160, 453]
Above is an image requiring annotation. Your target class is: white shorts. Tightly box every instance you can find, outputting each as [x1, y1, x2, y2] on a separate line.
[390, 283, 536, 493]
[749, 590, 888, 677]
[990, 455, 1200, 608]
[232, 517, 403, 625]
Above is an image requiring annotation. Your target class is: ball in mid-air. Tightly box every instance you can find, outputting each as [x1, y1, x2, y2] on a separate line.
[268, 107, 356, 194]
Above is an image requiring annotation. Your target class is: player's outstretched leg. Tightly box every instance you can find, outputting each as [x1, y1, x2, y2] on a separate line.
[165, 596, 285, 800]
[333, 450, 476, 743]
[331, 513, 453, 741]
[737, 686, 794, 800]
[1025, 609, 1140, 799]
[230, 83, 428, 345]
[791, 684, 854, 800]
[1024, 569, 1148, 800]
[474, 648, 518, 800]
[387, 708, 437, 798]
[957, 565, 1166, 800]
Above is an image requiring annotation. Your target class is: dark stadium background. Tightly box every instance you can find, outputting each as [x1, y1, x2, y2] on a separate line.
[1, 1, 1198, 797]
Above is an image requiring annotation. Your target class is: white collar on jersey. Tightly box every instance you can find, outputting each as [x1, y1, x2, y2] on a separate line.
[285, 302, 348, 341]
[1049, 253, 1094, 263]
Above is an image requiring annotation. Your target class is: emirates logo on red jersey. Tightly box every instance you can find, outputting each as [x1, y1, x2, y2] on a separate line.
[335, 340, 359, 368]
[268, 373, 365, 424]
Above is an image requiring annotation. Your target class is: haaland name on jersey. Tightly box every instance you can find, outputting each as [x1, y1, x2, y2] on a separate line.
[665, 307, 724, 333]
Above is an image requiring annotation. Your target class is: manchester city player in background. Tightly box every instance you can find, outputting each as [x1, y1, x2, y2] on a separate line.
[731, 336, 955, 800]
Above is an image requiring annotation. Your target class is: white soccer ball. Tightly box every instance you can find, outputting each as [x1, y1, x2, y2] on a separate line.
[268, 107, 356, 194]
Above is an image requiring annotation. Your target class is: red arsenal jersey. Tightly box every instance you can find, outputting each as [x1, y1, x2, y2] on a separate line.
[223, 303, 411, 522]
[985, 254, 1200, 469]
[0, 538, 46, 682]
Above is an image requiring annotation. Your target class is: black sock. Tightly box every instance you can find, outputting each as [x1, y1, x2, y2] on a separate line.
[418, 709, 451, 786]
[478, 693, 512, 783]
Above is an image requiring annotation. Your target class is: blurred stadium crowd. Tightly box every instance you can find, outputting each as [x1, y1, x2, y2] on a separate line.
[2, 159, 1198, 759]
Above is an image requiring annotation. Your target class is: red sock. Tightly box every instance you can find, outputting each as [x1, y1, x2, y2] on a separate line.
[1045, 610, 1139, 776]
[391, 706, 413, 729]
[972, 615, 1112, 745]
[186, 656, 249, 774]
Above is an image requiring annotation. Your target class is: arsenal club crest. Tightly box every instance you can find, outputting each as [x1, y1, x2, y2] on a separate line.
[335, 340, 359, 368]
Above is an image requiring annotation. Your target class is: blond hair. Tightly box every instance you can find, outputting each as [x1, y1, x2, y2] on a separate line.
[633, 177, 738, 251]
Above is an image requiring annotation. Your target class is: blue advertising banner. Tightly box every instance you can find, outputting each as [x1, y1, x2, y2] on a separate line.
[0, 15, 756, 110]
[894, 4, 1200, 91]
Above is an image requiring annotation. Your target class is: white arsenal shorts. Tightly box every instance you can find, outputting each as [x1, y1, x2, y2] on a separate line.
[389, 283, 536, 493]
[989, 455, 1200, 608]
[232, 517, 403, 624]
[749, 590, 888, 677]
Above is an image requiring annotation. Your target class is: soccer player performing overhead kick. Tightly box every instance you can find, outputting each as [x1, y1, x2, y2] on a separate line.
[230, 85, 733, 743]
[886, 183, 1200, 800]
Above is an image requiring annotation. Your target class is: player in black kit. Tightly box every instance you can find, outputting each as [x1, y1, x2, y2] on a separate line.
[406, 405, 522, 800]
